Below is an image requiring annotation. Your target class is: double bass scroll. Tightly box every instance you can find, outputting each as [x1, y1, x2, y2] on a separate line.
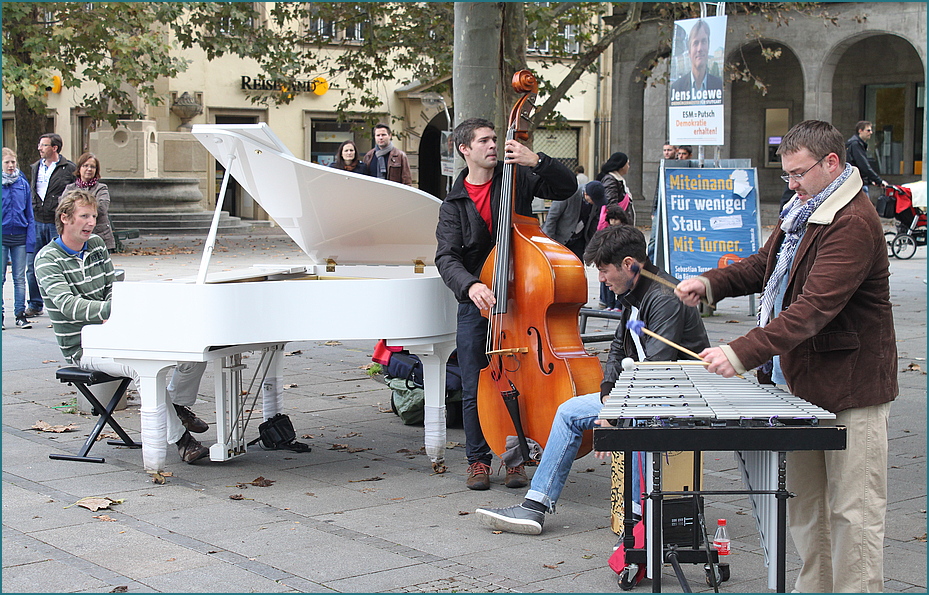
[477, 70, 603, 464]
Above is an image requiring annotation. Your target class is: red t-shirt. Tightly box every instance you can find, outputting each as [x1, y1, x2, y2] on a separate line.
[464, 179, 493, 233]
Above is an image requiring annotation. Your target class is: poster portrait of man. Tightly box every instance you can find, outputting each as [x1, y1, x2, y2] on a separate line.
[669, 16, 726, 106]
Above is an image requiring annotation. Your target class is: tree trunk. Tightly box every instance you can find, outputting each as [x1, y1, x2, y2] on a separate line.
[14, 96, 49, 176]
[452, 2, 504, 145]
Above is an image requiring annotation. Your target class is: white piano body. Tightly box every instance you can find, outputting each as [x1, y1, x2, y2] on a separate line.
[82, 123, 457, 473]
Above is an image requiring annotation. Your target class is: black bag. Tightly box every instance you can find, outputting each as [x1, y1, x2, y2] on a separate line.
[876, 193, 896, 218]
[248, 413, 311, 452]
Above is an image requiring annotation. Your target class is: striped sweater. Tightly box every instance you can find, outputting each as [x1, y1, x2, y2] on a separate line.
[35, 235, 113, 364]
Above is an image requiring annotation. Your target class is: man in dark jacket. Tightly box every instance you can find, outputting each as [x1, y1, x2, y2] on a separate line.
[845, 120, 886, 196]
[25, 133, 75, 316]
[435, 117, 577, 491]
[475, 224, 708, 535]
[676, 120, 896, 592]
[362, 124, 412, 185]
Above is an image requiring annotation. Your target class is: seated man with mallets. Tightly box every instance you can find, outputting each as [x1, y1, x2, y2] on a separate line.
[475, 224, 709, 534]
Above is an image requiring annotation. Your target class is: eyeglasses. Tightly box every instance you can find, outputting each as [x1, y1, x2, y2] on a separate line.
[780, 154, 827, 184]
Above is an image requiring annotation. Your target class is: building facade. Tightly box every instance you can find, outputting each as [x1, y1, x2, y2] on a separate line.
[610, 2, 926, 218]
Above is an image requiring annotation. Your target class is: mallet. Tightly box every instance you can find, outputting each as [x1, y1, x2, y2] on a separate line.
[630, 263, 709, 306]
[626, 319, 744, 378]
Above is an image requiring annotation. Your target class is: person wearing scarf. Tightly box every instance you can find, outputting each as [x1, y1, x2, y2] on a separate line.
[2, 147, 36, 329]
[62, 152, 115, 250]
[674, 120, 896, 592]
[330, 140, 370, 175]
[361, 124, 412, 185]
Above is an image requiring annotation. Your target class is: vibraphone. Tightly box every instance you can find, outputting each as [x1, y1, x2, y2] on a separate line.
[593, 363, 847, 593]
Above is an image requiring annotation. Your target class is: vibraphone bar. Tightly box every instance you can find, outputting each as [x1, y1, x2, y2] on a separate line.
[593, 363, 847, 593]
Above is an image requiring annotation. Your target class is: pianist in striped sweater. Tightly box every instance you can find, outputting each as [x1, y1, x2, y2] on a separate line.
[35, 189, 212, 466]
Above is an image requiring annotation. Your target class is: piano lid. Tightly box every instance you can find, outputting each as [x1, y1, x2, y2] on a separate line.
[192, 123, 443, 266]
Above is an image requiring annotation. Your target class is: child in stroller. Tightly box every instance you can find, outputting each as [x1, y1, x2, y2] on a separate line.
[882, 184, 926, 260]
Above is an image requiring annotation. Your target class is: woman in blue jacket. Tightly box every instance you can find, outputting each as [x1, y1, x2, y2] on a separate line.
[2, 147, 36, 330]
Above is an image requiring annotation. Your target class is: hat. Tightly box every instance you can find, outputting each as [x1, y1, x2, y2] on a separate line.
[585, 180, 606, 207]
[604, 151, 629, 171]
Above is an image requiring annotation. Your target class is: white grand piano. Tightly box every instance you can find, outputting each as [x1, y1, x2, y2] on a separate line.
[82, 123, 457, 474]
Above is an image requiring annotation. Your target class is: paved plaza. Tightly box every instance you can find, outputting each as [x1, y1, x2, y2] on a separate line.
[2, 227, 926, 593]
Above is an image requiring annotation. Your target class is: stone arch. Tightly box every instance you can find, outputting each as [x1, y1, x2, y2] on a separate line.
[726, 38, 805, 203]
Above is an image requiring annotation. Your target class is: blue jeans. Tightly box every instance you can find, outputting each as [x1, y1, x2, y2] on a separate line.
[26, 221, 57, 310]
[456, 301, 492, 465]
[2, 243, 27, 318]
[526, 392, 643, 513]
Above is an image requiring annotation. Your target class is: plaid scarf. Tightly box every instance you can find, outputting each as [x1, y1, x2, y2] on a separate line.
[756, 163, 853, 374]
[758, 162, 853, 329]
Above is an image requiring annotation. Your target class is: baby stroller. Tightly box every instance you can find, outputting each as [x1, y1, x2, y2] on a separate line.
[882, 184, 927, 260]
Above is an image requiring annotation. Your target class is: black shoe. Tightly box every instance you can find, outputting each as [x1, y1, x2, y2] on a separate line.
[23, 307, 42, 317]
[476, 504, 545, 535]
[176, 430, 209, 463]
[174, 404, 209, 433]
[15, 316, 32, 329]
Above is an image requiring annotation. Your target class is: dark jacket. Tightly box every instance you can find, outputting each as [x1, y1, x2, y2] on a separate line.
[363, 146, 412, 185]
[330, 160, 370, 176]
[31, 155, 76, 224]
[700, 168, 897, 413]
[2, 171, 36, 252]
[601, 262, 710, 394]
[435, 154, 577, 302]
[541, 184, 585, 244]
[845, 133, 883, 186]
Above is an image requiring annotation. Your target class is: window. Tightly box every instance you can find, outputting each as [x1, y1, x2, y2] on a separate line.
[533, 127, 580, 172]
[864, 82, 923, 176]
[310, 119, 369, 166]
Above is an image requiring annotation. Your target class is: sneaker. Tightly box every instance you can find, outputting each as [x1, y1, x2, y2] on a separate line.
[476, 504, 544, 535]
[23, 307, 42, 317]
[504, 464, 529, 489]
[173, 404, 209, 433]
[466, 461, 492, 491]
[176, 430, 210, 463]
[15, 316, 32, 329]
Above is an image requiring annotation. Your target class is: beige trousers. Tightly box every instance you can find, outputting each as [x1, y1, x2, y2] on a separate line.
[787, 401, 891, 593]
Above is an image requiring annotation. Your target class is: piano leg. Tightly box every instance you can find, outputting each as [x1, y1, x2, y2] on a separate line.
[408, 339, 456, 472]
[126, 361, 173, 473]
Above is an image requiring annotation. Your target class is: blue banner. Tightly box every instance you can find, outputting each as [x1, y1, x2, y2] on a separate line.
[662, 168, 760, 280]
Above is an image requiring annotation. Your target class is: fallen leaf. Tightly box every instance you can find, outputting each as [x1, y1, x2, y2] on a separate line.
[93, 514, 116, 522]
[151, 473, 166, 485]
[347, 447, 372, 453]
[458, 511, 470, 515]
[30, 420, 78, 433]
[229, 494, 245, 500]
[348, 477, 384, 483]
[161, 471, 173, 477]
[284, 383, 298, 389]
[285, 350, 303, 356]
[300, 434, 314, 439]
[903, 362, 925, 374]
[74, 496, 122, 512]
[109, 587, 129, 593]
[492, 530, 503, 534]
[543, 564, 559, 570]
[42, 359, 58, 364]
[324, 340, 342, 346]
[725, 319, 741, 323]
[329, 444, 349, 450]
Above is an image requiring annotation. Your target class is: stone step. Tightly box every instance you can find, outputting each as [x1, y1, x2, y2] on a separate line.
[109, 211, 254, 235]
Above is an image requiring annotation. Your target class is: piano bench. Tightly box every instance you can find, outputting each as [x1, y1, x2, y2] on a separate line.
[49, 367, 142, 464]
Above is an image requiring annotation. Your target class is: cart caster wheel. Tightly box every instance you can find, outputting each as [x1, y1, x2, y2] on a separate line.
[618, 564, 639, 591]
[704, 562, 730, 586]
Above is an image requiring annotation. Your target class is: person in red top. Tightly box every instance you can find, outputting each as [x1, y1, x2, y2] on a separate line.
[435, 117, 577, 490]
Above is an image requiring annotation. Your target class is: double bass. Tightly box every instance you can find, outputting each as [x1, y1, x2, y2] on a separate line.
[477, 70, 603, 463]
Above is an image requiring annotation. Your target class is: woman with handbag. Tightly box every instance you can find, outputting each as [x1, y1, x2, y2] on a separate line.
[597, 152, 635, 226]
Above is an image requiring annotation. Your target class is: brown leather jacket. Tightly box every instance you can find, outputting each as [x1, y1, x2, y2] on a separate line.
[700, 168, 897, 413]
[363, 146, 413, 186]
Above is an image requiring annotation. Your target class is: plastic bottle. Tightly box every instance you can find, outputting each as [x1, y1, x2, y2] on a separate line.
[713, 518, 731, 555]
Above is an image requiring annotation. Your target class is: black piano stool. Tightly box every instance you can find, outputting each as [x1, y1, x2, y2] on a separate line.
[49, 367, 142, 463]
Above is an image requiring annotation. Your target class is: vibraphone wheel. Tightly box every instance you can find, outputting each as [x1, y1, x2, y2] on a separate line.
[704, 562, 731, 586]
[618, 564, 641, 591]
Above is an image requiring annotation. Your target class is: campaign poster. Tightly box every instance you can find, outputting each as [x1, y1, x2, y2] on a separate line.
[662, 167, 760, 280]
[668, 15, 727, 146]
[441, 131, 455, 177]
